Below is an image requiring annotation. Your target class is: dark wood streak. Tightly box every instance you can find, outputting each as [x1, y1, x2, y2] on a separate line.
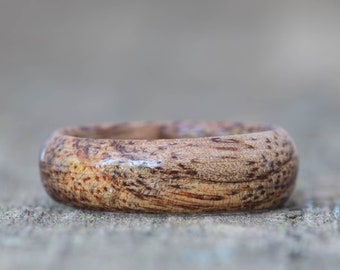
[214, 146, 240, 151]
[211, 137, 241, 144]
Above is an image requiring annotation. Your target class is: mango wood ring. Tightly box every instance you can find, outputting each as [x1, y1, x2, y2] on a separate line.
[39, 121, 299, 213]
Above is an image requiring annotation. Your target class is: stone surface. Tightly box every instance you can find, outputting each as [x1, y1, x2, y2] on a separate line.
[1, 1, 340, 270]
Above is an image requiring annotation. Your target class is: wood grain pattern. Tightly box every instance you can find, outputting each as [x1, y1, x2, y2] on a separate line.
[39, 121, 299, 213]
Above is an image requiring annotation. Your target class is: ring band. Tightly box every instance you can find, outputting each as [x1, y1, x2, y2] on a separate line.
[39, 121, 299, 213]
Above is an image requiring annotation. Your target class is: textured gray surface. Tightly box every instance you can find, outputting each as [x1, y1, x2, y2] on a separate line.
[1, 1, 340, 269]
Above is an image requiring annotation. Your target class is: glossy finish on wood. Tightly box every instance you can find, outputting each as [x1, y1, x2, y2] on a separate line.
[39, 121, 299, 213]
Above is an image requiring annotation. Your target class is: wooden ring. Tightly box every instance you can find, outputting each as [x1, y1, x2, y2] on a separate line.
[39, 121, 299, 213]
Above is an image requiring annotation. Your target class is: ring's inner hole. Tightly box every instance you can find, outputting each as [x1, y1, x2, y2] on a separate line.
[65, 122, 271, 140]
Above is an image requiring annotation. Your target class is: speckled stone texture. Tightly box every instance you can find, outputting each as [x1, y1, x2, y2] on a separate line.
[1, 1, 340, 270]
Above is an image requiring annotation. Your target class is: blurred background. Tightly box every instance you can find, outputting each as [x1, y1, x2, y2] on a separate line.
[1, 0, 339, 203]
[0, 1, 340, 269]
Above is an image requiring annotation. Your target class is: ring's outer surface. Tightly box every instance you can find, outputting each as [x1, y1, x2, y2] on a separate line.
[39, 121, 299, 213]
